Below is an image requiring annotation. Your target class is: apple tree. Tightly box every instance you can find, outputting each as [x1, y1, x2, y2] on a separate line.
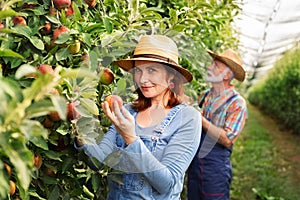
[0, 0, 240, 199]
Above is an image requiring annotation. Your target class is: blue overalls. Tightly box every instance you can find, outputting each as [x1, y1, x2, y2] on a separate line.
[187, 92, 237, 200]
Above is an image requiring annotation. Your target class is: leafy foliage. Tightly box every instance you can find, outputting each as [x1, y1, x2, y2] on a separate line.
[248, 48, 300, 134]
[0, 0, 240, 199]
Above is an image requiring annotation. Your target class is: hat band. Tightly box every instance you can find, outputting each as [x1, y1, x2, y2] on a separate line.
[133, 54, 178, 65]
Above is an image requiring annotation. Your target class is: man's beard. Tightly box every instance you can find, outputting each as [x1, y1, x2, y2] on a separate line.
[205, 68, 229, 83]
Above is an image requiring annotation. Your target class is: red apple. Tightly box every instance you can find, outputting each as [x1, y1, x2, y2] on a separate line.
[43, 116, 54, 129]
[39, 64, 54, 74]
[53, 25, 70, 41]
[99, 67, 114, 85]
[40, 22, 52, 35]
[49, 112, 61, 121]
[13, 16, 26, 26]
[67, 102, 80, 120]
[0, 23, 4, 29]
[34, 155, 42, 169]
[53, 0, 71, 10]
[105, 95, 123, 110]
[66, 5, 74, 16]
[85, 0, 97, 8]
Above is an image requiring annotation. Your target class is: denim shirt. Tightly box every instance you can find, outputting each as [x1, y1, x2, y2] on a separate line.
[76, 103, 201, 200]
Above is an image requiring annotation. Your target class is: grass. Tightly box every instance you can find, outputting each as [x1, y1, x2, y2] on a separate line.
[230, 103, 300, 200]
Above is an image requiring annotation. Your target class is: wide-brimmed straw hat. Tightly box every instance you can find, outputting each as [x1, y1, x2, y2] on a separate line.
[207, 49, 246, 82]
[115, 35, 193, 82]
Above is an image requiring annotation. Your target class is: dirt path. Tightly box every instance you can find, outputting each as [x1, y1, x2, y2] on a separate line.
[251, 105, 300, 188]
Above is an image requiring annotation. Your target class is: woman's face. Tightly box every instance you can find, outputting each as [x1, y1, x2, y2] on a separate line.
[133, 60, 173, 101]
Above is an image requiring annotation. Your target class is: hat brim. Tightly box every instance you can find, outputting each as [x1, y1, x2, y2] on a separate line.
[207, 50, 245, 82]
[115, 57, 193, 83]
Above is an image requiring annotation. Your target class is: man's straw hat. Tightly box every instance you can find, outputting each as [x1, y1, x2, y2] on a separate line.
[207, 49, 246, 82]
[115, 35, 193, 82]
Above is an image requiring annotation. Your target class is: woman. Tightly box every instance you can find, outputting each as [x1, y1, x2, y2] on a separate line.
[75, 35, 201, 199]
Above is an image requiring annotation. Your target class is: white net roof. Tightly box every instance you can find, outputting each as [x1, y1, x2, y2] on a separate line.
[234, 0, 300, 84]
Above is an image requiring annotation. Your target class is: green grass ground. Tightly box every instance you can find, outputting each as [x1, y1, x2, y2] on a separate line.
[231, 103, 300, 200]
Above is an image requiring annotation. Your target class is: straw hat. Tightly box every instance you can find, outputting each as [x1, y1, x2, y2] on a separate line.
[115, 35, 193, 82]
[207, 49, 246, 82]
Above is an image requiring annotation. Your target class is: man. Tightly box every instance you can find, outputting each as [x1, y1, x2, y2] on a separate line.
[187, 49, 248, 200]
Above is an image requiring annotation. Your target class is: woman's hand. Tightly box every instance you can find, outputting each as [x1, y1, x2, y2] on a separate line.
[102, 101, 137, 145]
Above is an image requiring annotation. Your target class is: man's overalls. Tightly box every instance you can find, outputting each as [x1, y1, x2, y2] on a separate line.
[187, 91, 237, 200]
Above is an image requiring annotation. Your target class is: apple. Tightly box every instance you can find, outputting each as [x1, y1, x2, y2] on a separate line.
[66, 5, 74, 16]
[39, 64, 54, 74]
[12, 16, 26, 26]
[99, 67, 114, 85]
[85, 0, 97, 8]
[67, 102, 80, 120]
[40, 22, 52, 35]
[53, 0, 71, 10]
[105, 95, 123, 110]
[4, 163, 12, 177]
[48, 6, 57, 16]
[49, 112, 61, 121]
[0, 23, 4, 29]
[34, 155, 42, 169]
[53, 25, 70, 41]
[9, 180, 16, 196]
[43, 116, 54, 129]
[45, 168, 56, 177]
[68, 40, 80, 54]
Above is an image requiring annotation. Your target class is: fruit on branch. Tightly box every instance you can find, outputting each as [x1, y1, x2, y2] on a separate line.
[39, 64, 54, 74]
[53, 0, 71, 10]
[85, 0, 97, 8]
[4, 163, 12, 177]
[40, 22, 52, 35]
[34, 155, 43, 169]
[67, 101, 80, 120]
[53, 25, 70, 41]
[66, 5, 74, 16]
[68, 40, 80, 54]
[99, 67, 114, 85]
[12, 16, 26, 26]
[105, 95, 123, 110]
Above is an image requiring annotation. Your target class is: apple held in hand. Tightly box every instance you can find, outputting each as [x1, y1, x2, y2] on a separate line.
[105, 95, 123, 110]
[99, 67, 114, 85]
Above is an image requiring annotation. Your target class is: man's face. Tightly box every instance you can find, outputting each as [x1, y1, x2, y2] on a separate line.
[205, 60, 229, 83]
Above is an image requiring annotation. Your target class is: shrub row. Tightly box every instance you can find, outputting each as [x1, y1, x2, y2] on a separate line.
[248, 47, 300, 134]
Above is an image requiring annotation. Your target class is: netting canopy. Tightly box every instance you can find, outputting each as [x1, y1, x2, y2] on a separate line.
[234, 0, 300, 84]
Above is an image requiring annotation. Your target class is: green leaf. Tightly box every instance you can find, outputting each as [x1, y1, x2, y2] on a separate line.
[50, 95, 67, 121]
[0, 49, 24, 59]
[55, 47, 70, 61]
[45, 15, 61, 24]
[15, 64, 37, 79]
[0, 8, 17, 20]
[25, 100, 55, 119]
[11, 26, 32, 38]
[20, 119, 49, 139]
[29, 37, 44, 50]
[30, 136, 49, 150]
[80, 98, 99, 115]
[116, 78, 127, 94]
[48, 185, 60, 200]
[54, 32, 70, 44]
[104, 17, 113, 33]
[0, 77, 23, 102]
